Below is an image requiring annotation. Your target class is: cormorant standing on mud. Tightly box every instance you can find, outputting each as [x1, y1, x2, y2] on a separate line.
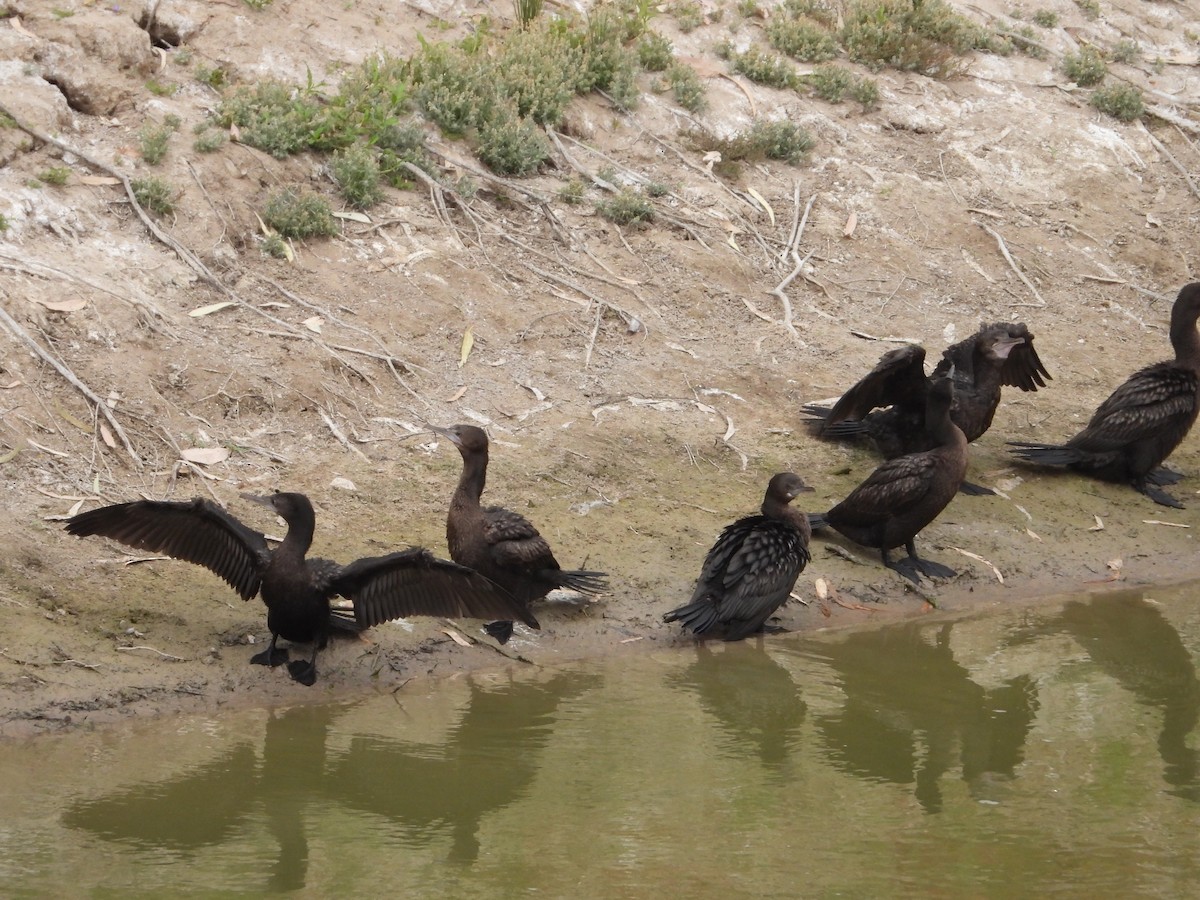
[1008, 283, 1200, 508]
[65, 492, 533, 684]
[809, 375, 968, 584]
[664, 472, 813, 640]
[432, 424, 608, 642]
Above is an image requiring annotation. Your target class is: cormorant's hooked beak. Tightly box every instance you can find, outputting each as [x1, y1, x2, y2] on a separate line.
[240, 492, 277, 509]
[428, 424, 462, 446]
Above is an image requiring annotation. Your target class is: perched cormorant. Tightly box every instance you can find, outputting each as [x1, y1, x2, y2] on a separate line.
[805, 322, 1050, 458]
[64, 492, 533, 685]
[432, 424, 608, 640]
[1008, 283, 1200, 508]
[810, 375, 968, 584]
[664, 472, 813, 640]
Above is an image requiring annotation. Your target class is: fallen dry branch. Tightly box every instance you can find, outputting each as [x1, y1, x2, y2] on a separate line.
[976, 222, 1046, 307]
[0, 303, 142, 466]
[1138, 123, 1200, 203]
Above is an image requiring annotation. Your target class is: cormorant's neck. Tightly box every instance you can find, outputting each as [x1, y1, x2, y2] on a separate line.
[927, 401, 966, 448]
[1170, 305, 1200, 367]
[453, 449, 488, 508]
[279, 511, 315, 559]
[763, 496, 811, 539]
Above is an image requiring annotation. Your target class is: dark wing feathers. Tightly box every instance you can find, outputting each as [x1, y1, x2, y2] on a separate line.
[65, 499, 268, 601]
[1002, 339, 1051, 391]
[1068, 364, 1198, 452]
[330, 548, 538, 629]
[825, 344, 927, 425]
[668, 517, 808, 636]
[829, 455, 939, 524]
[481, 506, 559, 571]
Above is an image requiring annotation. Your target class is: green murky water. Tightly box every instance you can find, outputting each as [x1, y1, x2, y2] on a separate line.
[3, 586, 1200, 898]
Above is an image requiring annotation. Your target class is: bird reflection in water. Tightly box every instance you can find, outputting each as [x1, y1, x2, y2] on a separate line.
[806, 621, 1039, 812]
[63, 670, 599, 886]
[1009, 593, 1200, 801]
[668, 643, 806, 778]
[331, 670, 599, 863]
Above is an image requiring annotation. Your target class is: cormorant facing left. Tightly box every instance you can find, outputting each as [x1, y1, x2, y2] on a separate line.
[432, 424, 608, 641]
[664, 472, 813, 640]
[1008, 282, 1200, 508]
[809, 375, 968, 584]
[65, 492, 533, 685]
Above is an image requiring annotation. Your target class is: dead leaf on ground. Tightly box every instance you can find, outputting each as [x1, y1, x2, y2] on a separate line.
[180, 447, 230, 465]
[952, 547, 1004, 583]
[302, 316, 324, 334]
[1088, 515, 1104, 531]
[189, 301, 236, 318]
[843, 211, 858, 238]
[442, 628, 472, 647]
[30, 297, 88, 312]
[99, 423, 116, 449]
[459, 326, 474, 368]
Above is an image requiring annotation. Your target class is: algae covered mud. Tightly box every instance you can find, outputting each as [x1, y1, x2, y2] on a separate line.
[3, 584, 1197, 897]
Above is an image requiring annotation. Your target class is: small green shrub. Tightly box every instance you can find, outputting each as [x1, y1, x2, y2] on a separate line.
[767, 15, 838, 62]
[841, 0, 983, 77]
[1063, 46, 1106, 86]
[667, 63, 707, 112]
[1111, 39, 1140, 64]
[729, 46, 797, 89]
[1090, 83, 1144, 121]
[192, 126, 227, 153]
[0, 213, 8, 232]
[686, 118, 815, 176]
[1073, 0, 1100, 20]
[262, 233, 289, 258]
[1031, 9, 1058, 27]
[784, 0, 838, 28]
[596, 188, 654, 226]
[145, 78, 177, 97]
[195, 65, 228, 89]
[638, 31, 674, 71]
[804, 64, 879, 108]
[138, 120, 178, 165]
[131, 176, 175, 216]
[558, 178, 586, 204]
[747, 119, 815, 163]
[331, 143, 384, 209]
[38, 166, 71, 186]
[262, 189, 337, 239]
[475, 105, 549, 176]
[672, 1, 704, 32]
[243, 0, 273, 9]
[219, 80, 325, 158]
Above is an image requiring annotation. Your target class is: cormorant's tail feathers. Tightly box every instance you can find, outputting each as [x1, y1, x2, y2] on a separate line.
[663, 599, 719, 634]
[555, 570, 609, 596]
[807, 512, 829, 530]
[1006, 441, 1081, 467]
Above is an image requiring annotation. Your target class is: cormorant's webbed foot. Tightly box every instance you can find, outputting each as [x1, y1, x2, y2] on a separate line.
[250, 635, 288, 668]
[758, 623, 790, 635]
[484, 620, 514, 644]
[912, 557, 958, 580]
[286, 660, 317, 686]
[958, 480, 995, 497]
[1146, 467, 1184, 487]
[1136, 481, 1185, 509]
[887, 556, 925, 585]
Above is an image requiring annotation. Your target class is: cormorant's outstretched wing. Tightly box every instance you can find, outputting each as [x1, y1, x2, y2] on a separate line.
[825, 344, 928, 425]
[329, 548, 539, 629]
[998, 325, 1051, 391]
[65, 498, 269, 601]
[1069, 364, 1198, 453]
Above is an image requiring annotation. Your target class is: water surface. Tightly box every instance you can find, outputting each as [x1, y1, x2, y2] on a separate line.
[3, 585, 1199, 897]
